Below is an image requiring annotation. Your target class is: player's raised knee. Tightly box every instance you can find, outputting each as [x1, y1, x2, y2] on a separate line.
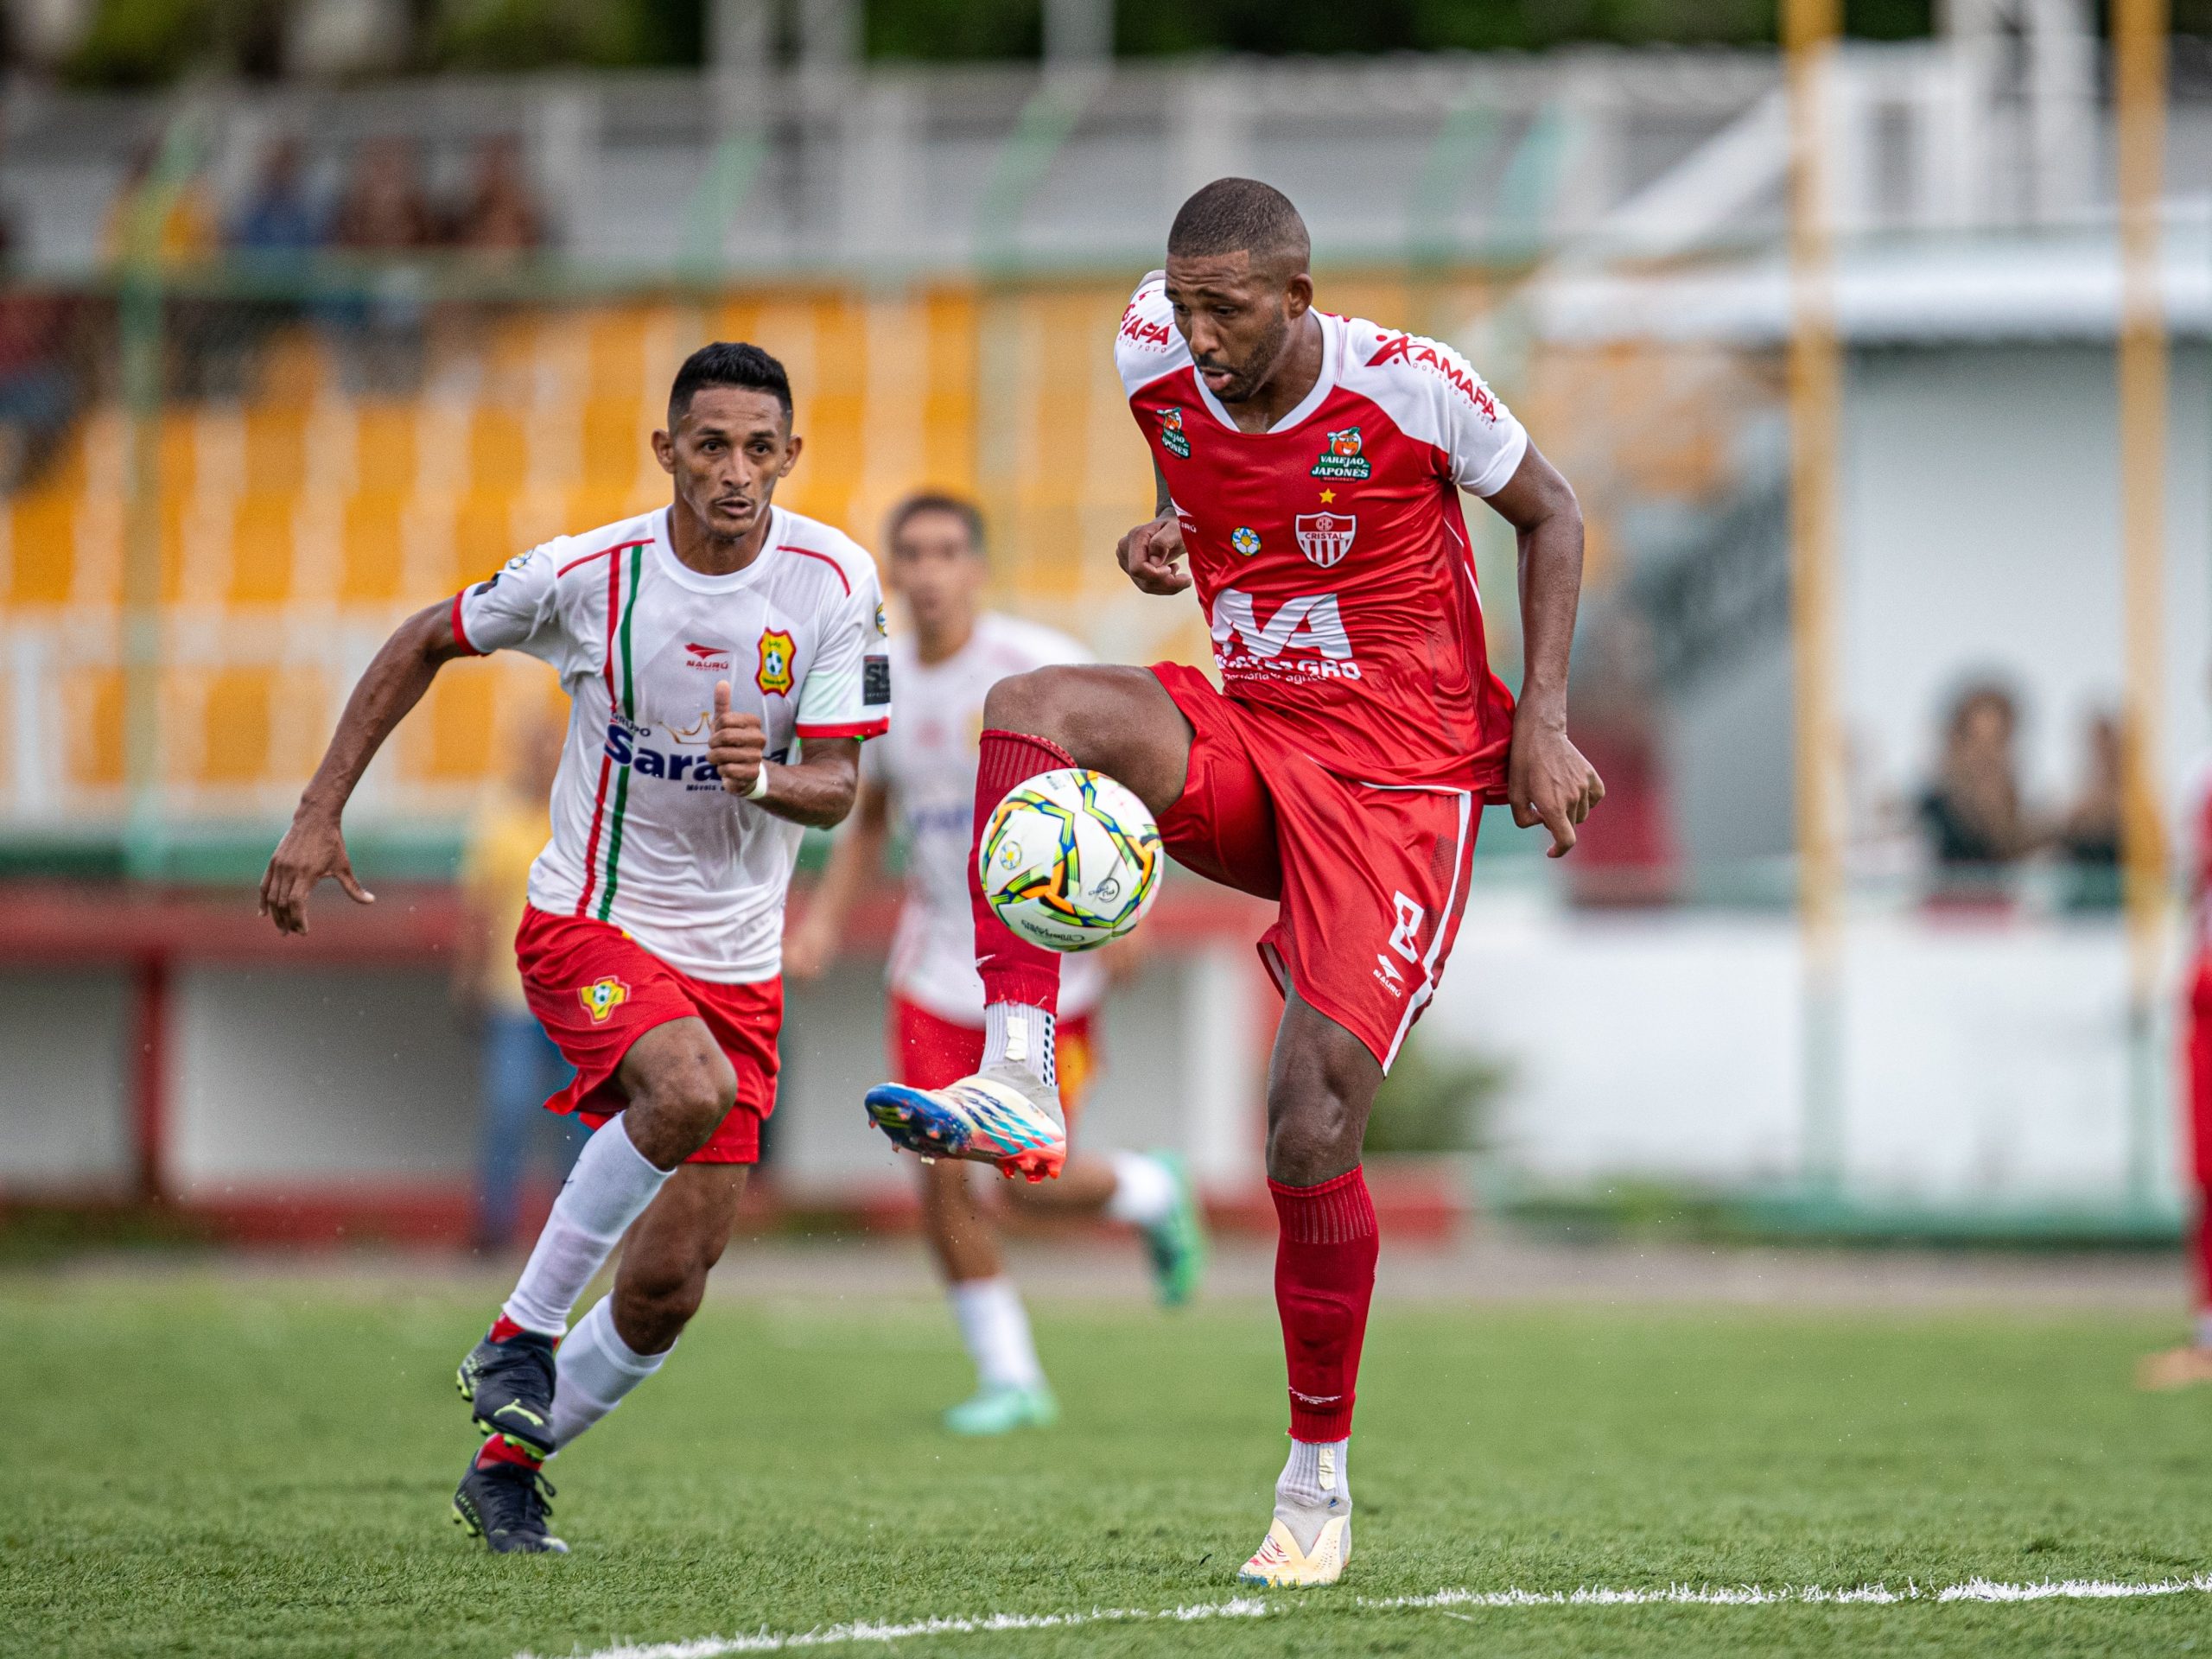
[625, 1031, 738, 1165]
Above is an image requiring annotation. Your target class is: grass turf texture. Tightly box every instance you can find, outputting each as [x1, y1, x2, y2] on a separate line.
[3, 1275, 2209, 1657]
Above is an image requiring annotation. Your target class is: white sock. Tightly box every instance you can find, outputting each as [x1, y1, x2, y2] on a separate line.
[948, 1275, 1045, 1391]
[1104, 1150, 1178, 1228]
[983, 1001, 1056, 1088]
[1274, 1437, 1352, 1553]
[547, 1296, 671, 1452]
[501, 1116, 671, 1337]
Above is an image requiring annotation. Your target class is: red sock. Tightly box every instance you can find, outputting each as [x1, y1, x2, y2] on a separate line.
[487, 1313, 529, 1344]
[971, 728, 1077, 1014]
[474, 1433, 543, 1473]
[1270, 1167, 1378, 1442]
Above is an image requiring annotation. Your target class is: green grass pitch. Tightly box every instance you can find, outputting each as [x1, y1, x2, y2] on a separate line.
[3, 1271, 2210, 1656]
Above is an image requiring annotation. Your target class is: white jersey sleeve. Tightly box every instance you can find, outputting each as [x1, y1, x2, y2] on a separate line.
[795, 549, 892, 741]
[453, 543, 570, 668]
[1114, 270, 1189, 398]
[1339, 317, 1529, 497]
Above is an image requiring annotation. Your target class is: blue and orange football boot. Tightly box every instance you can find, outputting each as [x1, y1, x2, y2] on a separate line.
[863, 1063, 1068, 1182]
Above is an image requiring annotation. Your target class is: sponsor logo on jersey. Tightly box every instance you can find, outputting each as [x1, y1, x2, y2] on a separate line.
[1366, 331, 1500, 419]
[1294, 512, 1357, 569]
[683, 640, 732, 672]
[604, 715, 722, 787]
[1230, 525, 1262, 557]
[1118, 304, 1174, 352]
[1210, 588, 1360, 680]
[756, 628, 797, 696]
[863, 655, 892, 707]
[1311, 426, 1371, 480]
[1160, 405, 1192, 459]
[578, 976, 630, 1024]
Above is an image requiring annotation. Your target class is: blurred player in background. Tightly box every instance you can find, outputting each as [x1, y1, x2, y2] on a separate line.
[865, 181, 1600, 1586]
[788, 492, 1205, 1435]
[260, 341, 888, 1552]
[2142, 712, 2212, 1389]
[456, 709, 582, 1249]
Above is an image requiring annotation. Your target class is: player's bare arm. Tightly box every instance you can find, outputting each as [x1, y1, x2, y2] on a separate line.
[1487, 442, 1605, 857]
[259, 600, 471, 935]
[1116, 461, 1191, 595]
[784, 777, 890, 979]
[706, 678, 861, 830]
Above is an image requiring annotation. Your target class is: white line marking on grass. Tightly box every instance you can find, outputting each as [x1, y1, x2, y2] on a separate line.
[524, 1574, 2212, 1659]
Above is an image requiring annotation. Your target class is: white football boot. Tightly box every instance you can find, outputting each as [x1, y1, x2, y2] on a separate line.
[1237, 1511, 1351, 1587]
[863, 1063, 1068, 1183]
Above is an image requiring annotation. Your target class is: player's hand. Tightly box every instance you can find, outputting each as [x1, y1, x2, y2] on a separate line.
[257, 807, 374, 935]
[782, 909, 837, 980]
[709, 680, 767, 796]
[1507, 710, 1604, 858]
[1117, 512, 1192, 596]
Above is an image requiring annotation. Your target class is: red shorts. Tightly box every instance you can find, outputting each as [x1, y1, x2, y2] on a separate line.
[1151, 660, 1479, 1071]
[515, 905, 779, 1165]
[888, 997, 1098, 1130]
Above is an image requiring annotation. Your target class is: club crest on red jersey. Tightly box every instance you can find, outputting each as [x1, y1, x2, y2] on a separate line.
[1311, 426, 1371, 480]
[756, 628, 797, 696]
[1294, 512, 1357, 569]
[1160, 406, 1192, 459]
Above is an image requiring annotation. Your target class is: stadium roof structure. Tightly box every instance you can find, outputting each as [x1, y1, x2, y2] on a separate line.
[1529, 224, 2212, 346]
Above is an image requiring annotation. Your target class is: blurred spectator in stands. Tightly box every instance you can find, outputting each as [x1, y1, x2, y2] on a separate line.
[101, 138, 217, 270]
[0, 207, 83, 490]
[326, 136, 432, 393]
[231, 137, 322, 259]
[2055, 710, 2124, 911]
[456, 710, 581, 1250]
[331, 136, 435, 252]
[1916, 680, 2031, 904]
[448, 134, 545, 263]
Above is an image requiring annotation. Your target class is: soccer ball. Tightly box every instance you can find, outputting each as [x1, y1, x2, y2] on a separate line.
[979, 768, 1163, 952]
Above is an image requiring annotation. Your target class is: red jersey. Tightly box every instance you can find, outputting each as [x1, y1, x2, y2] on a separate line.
[1116, 272, 1529, 793]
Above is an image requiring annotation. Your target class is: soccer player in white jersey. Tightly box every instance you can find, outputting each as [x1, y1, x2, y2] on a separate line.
[259, 342, 889, 1553]
[787, 493, 1206, 1435]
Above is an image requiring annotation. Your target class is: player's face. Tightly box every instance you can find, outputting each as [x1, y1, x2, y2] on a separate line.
[888, 510, 985, 636]
[654, 387, 802, 543]
[1163, 251, 1311, 404]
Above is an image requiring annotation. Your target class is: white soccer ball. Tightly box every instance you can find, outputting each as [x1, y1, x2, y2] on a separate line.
[978, 767, 1164, 952]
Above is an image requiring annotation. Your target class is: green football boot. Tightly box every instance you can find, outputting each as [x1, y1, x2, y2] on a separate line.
[1140, 1150, 1208, 1308]
[943, 1382, 1059, 1436]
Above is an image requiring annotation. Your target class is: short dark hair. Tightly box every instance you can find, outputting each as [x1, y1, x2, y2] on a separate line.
[1167, 178, 1310, 269]
[669, 340, 792, 424]
[885, 491, 987, 558]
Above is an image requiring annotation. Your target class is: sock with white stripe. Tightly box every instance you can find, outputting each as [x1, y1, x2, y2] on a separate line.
[982, 1001, 1056, 1089]
[948, 1275, 1046, 1391]
[501, 1116, 671, 1337]
[547, 1296, 671, 1451]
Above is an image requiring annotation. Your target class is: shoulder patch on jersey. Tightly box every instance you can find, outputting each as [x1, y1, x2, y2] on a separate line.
[1364, 330, 1501, 421]
[1119, 304, 1175, 353]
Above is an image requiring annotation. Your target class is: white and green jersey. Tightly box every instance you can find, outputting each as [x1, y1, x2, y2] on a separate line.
[454, 504, 890, 982]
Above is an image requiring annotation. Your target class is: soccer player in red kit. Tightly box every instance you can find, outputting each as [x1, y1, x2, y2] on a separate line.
[864, 179, 1602, 1585]
[2143, 751, 2212, 1389]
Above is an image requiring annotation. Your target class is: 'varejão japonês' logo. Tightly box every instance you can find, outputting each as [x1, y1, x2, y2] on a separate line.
[1311, 427, 1371, 480]
[1160, 406, 1192, 459]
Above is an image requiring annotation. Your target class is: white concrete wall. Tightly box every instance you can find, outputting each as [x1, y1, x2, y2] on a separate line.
[1439, 895, 2169, 1208]
[0, 968, 132, 1193]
